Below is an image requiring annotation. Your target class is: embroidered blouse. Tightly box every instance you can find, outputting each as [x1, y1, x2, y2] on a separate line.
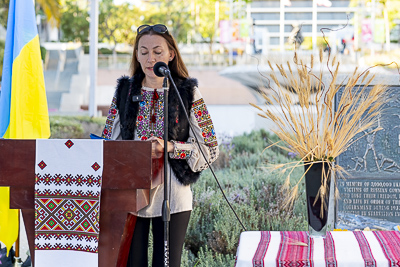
[102, 86, 219, 217]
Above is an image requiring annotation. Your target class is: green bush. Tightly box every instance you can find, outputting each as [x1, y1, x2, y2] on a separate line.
[0, 39, 5, 80]
[49, 115, 105, 139]
[99, 47, 113, 55]
[83, 44, 89, 54]
[182, 129, 307, 266]
[40, 46, 47, 61]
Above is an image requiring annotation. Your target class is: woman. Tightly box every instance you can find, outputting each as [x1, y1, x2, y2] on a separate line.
[101, 24, 219, 267]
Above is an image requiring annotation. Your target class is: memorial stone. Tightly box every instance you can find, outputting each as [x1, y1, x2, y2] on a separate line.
[335, 84, 400, 230]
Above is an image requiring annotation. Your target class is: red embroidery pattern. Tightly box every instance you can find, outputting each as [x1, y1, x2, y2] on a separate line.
[91, 162, 100, 171]
[38, 160, 47, 170]
[136, 89, 165, 140]
[35, 174, 101, 187]
[35, 243, 98, 253]
[35, 232, 98, 242]
[65, 140, 74, 149]
[35, 171, 102, 253]
[102, 96, 118, 139]
[192, 98, 218, 147]
[171, 141, 191, 159]
[36, 189, 100, 198]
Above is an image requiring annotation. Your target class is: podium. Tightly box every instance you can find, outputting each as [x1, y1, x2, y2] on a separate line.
[0, 139, 163, 267]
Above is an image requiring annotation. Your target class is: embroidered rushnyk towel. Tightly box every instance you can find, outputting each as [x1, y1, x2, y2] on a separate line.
[235, 231, 400, 267]
[34, 139, 103, 267]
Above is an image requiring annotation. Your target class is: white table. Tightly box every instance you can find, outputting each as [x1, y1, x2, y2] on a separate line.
[235, 231, 400, 267]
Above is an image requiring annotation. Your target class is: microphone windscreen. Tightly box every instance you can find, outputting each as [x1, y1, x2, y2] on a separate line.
[153, 61, 168, 77]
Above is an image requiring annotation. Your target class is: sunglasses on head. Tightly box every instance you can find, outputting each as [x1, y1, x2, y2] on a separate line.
[137, 24, 168, 35]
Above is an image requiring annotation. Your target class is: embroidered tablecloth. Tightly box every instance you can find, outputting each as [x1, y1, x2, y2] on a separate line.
[34, 139, 103, 267]
[235, 231, 400, 267]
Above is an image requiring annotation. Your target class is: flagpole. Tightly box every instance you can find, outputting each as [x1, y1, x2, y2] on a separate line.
[15, 233, 19, 258]
[14, 213, 21, 265]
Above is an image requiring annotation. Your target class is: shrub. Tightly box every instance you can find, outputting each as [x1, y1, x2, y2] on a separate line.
[183, 129, 307, 266]
[49, 115, 105, 139]
[83, 44, 89, 54]
[0, 40, 5, 80]
[40, 46, 46, 61]
[99, 47, 113, 55]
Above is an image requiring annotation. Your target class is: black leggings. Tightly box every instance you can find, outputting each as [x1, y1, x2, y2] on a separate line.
[127, 211, 191, 267]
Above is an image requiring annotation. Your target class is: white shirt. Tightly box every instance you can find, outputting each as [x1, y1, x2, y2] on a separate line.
[102, 86, 219, 217]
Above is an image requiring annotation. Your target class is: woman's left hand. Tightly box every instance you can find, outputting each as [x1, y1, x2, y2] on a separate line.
[149, 136, 174, 153]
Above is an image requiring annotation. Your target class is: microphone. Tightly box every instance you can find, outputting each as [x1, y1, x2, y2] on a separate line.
[153, 61, 170, 77]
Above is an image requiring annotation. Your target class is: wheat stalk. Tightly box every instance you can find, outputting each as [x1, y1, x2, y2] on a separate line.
[252, 49, 389, 211]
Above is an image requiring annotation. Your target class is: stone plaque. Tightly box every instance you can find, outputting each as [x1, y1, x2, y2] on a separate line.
[335, 86, 400, 230]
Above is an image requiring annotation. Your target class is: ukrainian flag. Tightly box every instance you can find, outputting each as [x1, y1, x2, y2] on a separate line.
[0, 0, 50, 139]
[0, 0, 50, 256]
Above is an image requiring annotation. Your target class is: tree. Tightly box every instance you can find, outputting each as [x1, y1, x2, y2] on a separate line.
[36, 0, 61, 26]
[143, 0, 193, 42]
[141, 0, 231, 53]
[0, 0, 61, 28]
[0, 0, 9, 28]
[195, 0, 230, 54]
[351, 0, 400, 50]
[60, 0, 89, 42]
[99, 0, 138, 54]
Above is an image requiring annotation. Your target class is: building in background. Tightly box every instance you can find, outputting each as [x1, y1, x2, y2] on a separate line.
[249, 0, 357, 52]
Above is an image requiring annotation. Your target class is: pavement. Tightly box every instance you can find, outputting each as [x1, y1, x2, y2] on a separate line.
[95, 68, 262, 137]
[96, 68, 258, 106]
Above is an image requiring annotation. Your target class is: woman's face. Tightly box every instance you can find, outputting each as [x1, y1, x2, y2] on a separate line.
[136, 34, 175, 79]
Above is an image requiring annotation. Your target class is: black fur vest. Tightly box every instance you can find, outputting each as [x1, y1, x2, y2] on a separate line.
[115, 73, 201, 185]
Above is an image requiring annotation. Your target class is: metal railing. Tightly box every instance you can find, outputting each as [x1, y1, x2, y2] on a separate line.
[97, 53, 265, 70]
[97, 50, 356, 70]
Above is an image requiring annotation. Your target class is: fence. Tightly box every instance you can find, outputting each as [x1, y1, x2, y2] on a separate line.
[97, 53, 264, 70]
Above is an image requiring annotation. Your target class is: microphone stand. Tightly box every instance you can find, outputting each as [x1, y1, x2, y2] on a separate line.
[162, 75, 170, 267]
[154, 65, 247, 264]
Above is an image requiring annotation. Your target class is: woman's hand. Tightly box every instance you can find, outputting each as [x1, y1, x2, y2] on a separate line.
[149, 136, 174, 155]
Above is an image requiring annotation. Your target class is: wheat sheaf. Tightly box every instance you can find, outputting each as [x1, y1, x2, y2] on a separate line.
[251, 50, 391, 214]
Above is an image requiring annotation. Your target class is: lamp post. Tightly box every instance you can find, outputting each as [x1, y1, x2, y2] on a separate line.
[89, 0, 98, 117]
[312, 0, 317, 52]
[371, 0, 375, 57]
[229, 0, 233, 66]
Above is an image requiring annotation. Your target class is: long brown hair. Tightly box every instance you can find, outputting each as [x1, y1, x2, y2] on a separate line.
[130, 27, 189, 79]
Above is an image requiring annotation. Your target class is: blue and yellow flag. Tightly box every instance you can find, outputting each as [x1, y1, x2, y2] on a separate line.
[0, 0, 50, 138]
[0, 187, 18, 256]
[0, 0, 51, 256]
